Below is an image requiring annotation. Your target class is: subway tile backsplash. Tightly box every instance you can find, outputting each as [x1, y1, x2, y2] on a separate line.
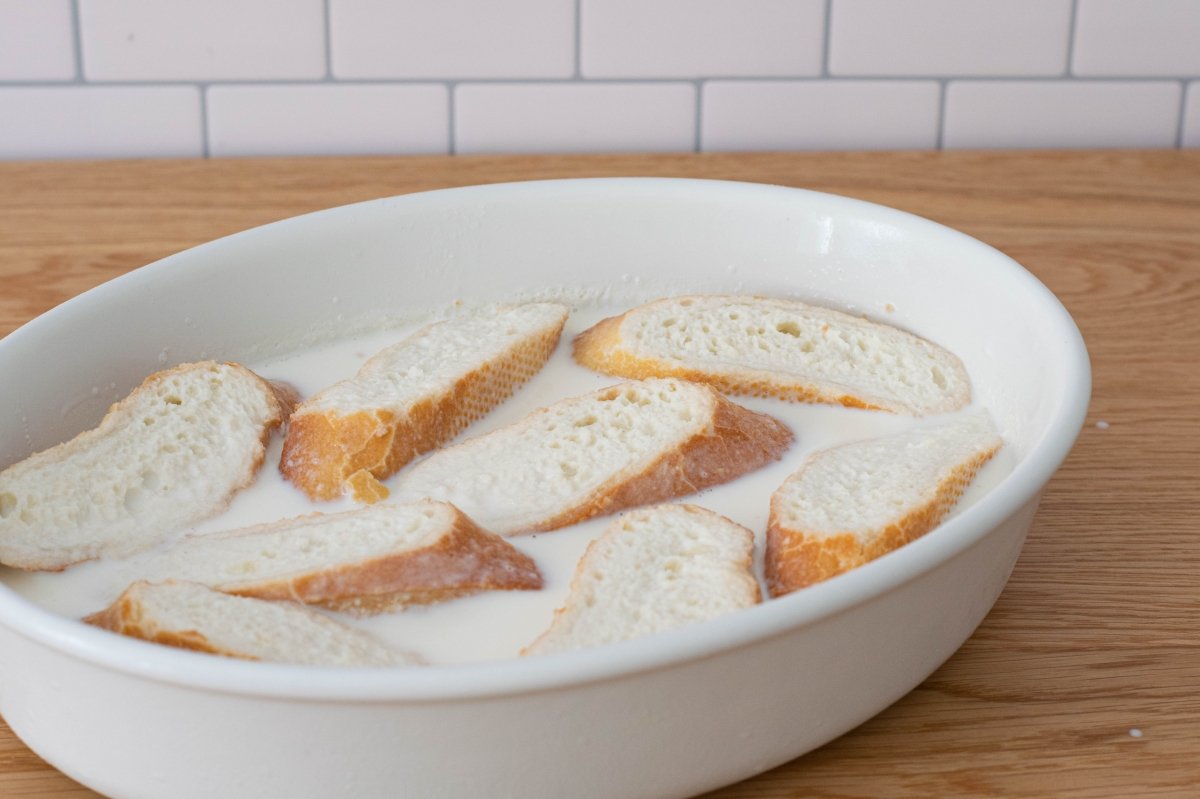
[580, 0, 825, 78]
[943, 80, 1183, 149]
[829, 0, 1074, 77]
[0, 0, 75, 81]
[455, 82, 696, 154]
[207, 84, 449, 157]
[78, 0, 326, 82]
[702, 80, 940, 151]
[330, 0, 575, 80]
[0, 0, 1197, 159]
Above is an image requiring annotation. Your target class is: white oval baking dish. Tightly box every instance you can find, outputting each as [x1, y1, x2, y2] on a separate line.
[0, 179, 1089, 799]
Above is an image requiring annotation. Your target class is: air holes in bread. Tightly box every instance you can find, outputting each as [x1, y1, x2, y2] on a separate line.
[0, 493, 16, 519]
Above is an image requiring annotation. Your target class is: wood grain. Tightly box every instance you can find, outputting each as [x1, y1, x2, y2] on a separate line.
[1, 151, 1197, 798]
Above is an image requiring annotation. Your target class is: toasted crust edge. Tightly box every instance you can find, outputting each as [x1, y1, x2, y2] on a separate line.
[764, 443, 1001, 596]
[280, 311, 568, 502]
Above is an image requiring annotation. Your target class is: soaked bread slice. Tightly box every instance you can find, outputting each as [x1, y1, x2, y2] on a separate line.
[0, 361, 292, 571]
[86, 580, 420, 667]
[140, 500, 543, 615]
[766, 412, 1002, 595]
[389, 378, 793, 536]
[281, 303, 569, 502]
[524, 504, 760, 656]
[574, 295, 970, 415]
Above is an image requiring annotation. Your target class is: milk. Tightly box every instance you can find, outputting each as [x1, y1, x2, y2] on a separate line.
[0, 303, 1013, 665]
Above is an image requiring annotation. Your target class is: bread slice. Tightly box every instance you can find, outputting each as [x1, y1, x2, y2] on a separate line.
[281, 302, 569, 503]
[523, 504, 761, 656]
[389, 378, 793, 536]
[574, 295, 970, 416]
[85, 581, 419, 667]
[0, 361, 292, 571]
[141, 500, 543, 615]
[765, 412, 1002, 596]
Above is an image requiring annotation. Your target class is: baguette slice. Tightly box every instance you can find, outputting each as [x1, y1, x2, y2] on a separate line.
[281, 302, 569, 503]
[574, 295, 970, 416]
[389, 378, 793, 536]
[766, 412, 1002, 596]
[0, 361, 292, 571]
[523, 504, 761, 656]
[85, 581, 419, 667]
[141, 500, 542, 615]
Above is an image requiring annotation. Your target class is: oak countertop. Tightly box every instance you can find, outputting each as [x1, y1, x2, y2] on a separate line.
[1, 151, 1197, 798]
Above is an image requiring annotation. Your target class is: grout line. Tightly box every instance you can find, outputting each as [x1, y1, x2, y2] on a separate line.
[198, 84, 211, 158]
[1064, 0, 1079, 76]
[1175, 80, 1188, 148]
[447, 82, 457, 155]
[821, 0, 833, 77]
[322, 0, 334, 80]
[574, 0, 583, 79]
[693, 80, 703, 153]
[6, 74, 1199, 90]
[69, 0, 85, 83]
[936, 79, 948, 150]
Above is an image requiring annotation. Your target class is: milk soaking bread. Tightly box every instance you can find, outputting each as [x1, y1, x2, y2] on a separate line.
[574, 295, 970, 416]
[281, 303, 569, 503]
[141, 500, 542, 614]
[389, 378, 793, 536]
[0, 362, 292, 571]
[86, 581, 419, 667]
[766, 412, 1002, 595]
[524, 504, 760, 656]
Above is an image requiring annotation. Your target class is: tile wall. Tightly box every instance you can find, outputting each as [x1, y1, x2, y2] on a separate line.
[0, 0, 1197, 159]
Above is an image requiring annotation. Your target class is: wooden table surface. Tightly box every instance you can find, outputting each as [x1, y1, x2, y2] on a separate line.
[0, 151, 1197, 798]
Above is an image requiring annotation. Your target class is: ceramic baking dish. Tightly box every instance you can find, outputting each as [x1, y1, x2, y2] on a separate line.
[0, 178, 1089, 799]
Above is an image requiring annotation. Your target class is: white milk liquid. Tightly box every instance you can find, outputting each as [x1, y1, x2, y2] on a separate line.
[1, 303, 1014, 665]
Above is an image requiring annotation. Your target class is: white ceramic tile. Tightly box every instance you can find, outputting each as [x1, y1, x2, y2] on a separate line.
[78, 0, 324, 81]
[1073, 0, 1200, 77]
[702, 80, 939, 151]
[0, 86, 201, 159]
[455, 83, 695, 154]
[1184, 82, 1200, 147]
[207, 84, 448, 157]
[943, 81, 1181, 149]
[830, 0, 1072, 76]
[0, 0, 75, 80]
[330, 0, 573, 79]
[581, 0, 823, 78]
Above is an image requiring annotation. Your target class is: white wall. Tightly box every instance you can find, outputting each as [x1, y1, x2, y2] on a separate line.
[0, 0, 1197, 159]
